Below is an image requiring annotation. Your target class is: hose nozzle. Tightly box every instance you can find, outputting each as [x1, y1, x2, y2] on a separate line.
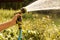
[20, 7, 27, 13]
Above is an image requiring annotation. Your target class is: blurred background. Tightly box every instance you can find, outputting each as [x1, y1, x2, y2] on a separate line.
[0, 0, 60, 40]
[0, 0, 36, 10]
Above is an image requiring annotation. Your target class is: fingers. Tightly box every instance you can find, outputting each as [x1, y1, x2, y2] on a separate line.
[12, 13, 22, 22]
[15, 13, 21, 17]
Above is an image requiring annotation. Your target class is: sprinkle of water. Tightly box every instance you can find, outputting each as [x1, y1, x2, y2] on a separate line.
[24, 0, 60, 12]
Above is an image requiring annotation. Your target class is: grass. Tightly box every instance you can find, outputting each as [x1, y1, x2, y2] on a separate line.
[0, 9, 60, 40]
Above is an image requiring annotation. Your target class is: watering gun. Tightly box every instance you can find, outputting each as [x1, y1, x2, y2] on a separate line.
[15, 7, 27, 40]
[16, 7, 27, 25]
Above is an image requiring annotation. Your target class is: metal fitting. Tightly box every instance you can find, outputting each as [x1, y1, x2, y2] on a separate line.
[20, 7, 27, 13]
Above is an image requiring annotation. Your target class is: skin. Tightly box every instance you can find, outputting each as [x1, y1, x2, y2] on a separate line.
[0, 13, 22, 31]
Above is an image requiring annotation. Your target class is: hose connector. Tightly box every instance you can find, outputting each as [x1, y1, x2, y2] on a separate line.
[20, 7, 27, 13]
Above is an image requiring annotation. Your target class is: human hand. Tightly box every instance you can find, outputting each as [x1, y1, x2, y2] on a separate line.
[12, 13, 22, 24]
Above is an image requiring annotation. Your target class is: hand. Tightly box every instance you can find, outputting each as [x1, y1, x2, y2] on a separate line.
[12, 13, 22, 24]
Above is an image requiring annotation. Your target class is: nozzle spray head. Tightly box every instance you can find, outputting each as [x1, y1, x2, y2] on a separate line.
[14, 7, 27, 15]
[20, 7, 27, 13]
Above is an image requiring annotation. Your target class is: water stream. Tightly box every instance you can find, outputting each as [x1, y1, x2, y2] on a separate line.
[24, 0, 60, 12]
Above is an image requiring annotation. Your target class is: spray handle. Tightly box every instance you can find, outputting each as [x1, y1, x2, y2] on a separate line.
[16, 15, 22, 24]
[16, 14, 22, 29]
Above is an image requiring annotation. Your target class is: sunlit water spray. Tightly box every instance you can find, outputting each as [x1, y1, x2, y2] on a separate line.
[24, 0, 60, 12]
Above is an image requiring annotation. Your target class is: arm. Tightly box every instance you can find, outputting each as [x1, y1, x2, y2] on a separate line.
[0, 13, 21, 31]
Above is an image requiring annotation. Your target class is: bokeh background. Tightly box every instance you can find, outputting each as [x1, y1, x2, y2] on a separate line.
[0, 0, 60, 40]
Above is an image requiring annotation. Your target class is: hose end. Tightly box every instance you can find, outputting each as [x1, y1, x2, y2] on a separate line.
[20, 7, 27, 13]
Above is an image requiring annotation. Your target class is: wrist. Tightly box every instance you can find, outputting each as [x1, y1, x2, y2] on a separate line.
[11, 19, 16, 25]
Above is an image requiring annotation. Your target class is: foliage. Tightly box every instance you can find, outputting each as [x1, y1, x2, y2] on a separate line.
[0, 9, 60, 40]
[0, 0, 36, 10]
